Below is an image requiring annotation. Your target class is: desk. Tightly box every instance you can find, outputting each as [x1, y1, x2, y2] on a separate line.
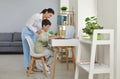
[51, 39, 79, 79]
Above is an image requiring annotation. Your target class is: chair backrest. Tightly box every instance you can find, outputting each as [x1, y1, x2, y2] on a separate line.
[25, 36, 35, 56]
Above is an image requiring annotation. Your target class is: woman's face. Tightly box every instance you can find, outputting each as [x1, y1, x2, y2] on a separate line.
[45, 12, 53, 19]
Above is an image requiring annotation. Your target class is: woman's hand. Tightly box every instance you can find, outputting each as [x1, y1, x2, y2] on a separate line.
[36, 29, 42, 34]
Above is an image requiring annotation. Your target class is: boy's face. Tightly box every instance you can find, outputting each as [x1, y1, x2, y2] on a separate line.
[43, 25, 50, 31]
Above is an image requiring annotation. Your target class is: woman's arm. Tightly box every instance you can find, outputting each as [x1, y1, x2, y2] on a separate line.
[26, 13, 42, 33]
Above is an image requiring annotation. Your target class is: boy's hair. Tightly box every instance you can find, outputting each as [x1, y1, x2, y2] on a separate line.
[42, 19, 51, 27]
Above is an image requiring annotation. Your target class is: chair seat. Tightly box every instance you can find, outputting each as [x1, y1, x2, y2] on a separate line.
[31, 53, 48, 57]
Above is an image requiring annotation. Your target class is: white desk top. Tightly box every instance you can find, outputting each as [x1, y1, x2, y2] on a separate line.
[51, 38, 79, 46]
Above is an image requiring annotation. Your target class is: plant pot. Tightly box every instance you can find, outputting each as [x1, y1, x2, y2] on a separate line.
[61, 7, 67, 11]
[89, 35, 93, 40]
[97, 34, 101, 40]
[89, 34, 101, 40]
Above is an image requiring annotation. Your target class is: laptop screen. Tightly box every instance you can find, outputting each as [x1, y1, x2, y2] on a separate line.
[64, 25, 74, 39]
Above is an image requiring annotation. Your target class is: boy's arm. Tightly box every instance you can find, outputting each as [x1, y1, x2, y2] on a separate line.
[48, 35, 61, 39]
[37, 32, 48, 42]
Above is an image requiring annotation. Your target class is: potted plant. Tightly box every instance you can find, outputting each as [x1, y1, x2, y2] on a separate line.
[49, 31, 60, 36]
[82, 16, 103, 40]
[49, 31, 55, 36]
[61, 6, 67, 11]
[54, 32, 60, 36]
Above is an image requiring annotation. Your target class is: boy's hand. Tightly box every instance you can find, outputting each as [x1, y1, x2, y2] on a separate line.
[49, 35, 62, 39]
[50, 35, 61, 39]
[54, 35, 61, 38]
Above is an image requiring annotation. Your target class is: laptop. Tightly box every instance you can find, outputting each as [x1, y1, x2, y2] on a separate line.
[57, 25, 75, 39]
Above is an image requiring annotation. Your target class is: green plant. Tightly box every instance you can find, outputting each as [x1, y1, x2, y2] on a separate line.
[55, 32, 60, 36]
[49, 31, 60, 36]
[61, 6, 67, 11]
[49, 31, 54, 35]
[82, 16, 103, 35]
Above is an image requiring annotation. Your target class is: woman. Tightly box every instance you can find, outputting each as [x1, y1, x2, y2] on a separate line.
[21, 8, 54, 70]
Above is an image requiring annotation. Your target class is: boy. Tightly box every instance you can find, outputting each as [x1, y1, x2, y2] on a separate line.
[34, 19, 59, 73]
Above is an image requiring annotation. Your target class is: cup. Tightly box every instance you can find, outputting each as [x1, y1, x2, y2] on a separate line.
[59, 26, 66, 38]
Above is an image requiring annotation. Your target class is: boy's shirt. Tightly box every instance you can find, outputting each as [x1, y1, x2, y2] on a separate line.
[34, 30, 49, 53]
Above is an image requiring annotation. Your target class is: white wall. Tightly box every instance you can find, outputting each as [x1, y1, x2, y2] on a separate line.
[0, 0, 59, 32]
[116, 0, 120, 79]
[97, 0, 119, 79]
[75, 0, 97, 37]
[69, 0, 75, 11]
[97, 0, 117, 29]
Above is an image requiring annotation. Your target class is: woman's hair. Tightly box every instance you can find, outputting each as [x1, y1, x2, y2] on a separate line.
[42, 19, 51, 27]
[41, 8, 54, 14]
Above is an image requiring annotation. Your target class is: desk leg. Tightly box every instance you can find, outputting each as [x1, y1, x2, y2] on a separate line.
[65, 47, 69, 70]
[72, 47, 76, 71]
[52, 47, 57, 79]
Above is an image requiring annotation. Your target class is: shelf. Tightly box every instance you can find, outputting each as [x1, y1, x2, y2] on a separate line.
[80, 39, 92, 44]
[75, 30, 114, 79]
[95, 40, 111, 45]
[77, 62, 110, 74]
[80, 39, 111, 45]
[58, 11, 74, 26]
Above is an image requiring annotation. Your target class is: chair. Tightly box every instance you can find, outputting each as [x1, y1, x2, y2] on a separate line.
[25, 36, 48, 77]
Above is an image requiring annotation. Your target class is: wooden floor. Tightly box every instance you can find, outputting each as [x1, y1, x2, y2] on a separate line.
[0, 55, 75, 79]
